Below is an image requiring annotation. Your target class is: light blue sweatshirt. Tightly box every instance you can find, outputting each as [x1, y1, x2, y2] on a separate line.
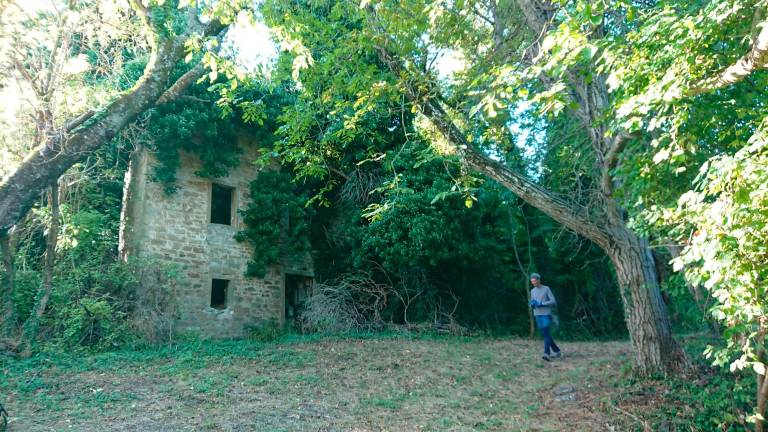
[531, 285, 556, 316]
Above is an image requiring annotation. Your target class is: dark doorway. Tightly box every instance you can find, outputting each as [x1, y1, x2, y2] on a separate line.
[285, 274, 313, 325]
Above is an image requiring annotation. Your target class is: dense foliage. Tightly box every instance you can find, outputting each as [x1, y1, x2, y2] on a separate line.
[302, 139, 627, 335]
[670, 120, 768, 388]
[146, 96, 241, 194]
[236, 170, 313, 278]
[2, 142, 143, 351]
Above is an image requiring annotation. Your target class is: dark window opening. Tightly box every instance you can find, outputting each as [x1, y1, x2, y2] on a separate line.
[211, 183, 234, 225]
[211, 279, 229, 309]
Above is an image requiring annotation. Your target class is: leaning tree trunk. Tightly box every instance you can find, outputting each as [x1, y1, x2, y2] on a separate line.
[460, 140, 685, 374]
[602, 220, 682, 375]
[374, 41, 684, 375]
[461, 126, 684, 375]
[443, 108, 684, 373]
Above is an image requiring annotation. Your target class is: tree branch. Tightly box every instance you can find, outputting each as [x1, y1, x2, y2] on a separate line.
[156, 62, 207, 105]
[600, 132, 633, 196]
[374, 45, 610, 247]
[64, 110, 96, 132]
[156, 26, 226, 105]
[0, 5, 230, 234]
[129, 0, 151, 26]
[11, 57, 41, 97]
[687, 18, 768, 96]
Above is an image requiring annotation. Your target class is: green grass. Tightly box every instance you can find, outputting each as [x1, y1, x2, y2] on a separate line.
[0, 333, 728, 431]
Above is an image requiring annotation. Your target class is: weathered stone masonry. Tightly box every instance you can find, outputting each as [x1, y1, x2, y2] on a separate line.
[119, 139, 313, 338]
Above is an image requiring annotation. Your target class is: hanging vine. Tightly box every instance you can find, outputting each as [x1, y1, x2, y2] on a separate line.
[235, 171, 313, 278]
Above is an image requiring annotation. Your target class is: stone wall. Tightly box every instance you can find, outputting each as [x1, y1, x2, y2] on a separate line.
[119, 138, 312, 338]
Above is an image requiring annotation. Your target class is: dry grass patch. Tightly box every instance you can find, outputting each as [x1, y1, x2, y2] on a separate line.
[2, 336, 646, 431]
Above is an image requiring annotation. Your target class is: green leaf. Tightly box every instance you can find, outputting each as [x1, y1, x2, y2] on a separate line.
[754, 362, 766, 376]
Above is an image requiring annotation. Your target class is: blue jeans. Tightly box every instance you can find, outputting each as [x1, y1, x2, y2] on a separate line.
[535, 315, 560, 355]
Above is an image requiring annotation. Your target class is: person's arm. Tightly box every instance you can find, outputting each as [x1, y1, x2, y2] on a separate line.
[540, 287, 557, 307]
[529, 290, 539, 308]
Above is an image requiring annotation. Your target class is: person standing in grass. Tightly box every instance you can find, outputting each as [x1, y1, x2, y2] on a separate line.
[529, 273, 562, 361]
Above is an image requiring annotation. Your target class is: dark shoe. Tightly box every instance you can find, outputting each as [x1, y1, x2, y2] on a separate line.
[542, 354, 551, 361]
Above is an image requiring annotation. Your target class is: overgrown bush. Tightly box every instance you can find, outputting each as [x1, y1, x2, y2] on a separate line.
[10, 271, 41, 327]
[4, 253, 181, 353]
[56, 297, 130, 351]
[39, 258, 182, 352]
[24, 259, 139, 352]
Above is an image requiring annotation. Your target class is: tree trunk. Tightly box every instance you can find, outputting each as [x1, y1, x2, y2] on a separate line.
[20, 183, 60, 356]
[445, 114, 682, 374]
[469, 146, 684, 373]
[462, 138, 685, 374]
[507, 204, 535, 337]
[603, 221, 683, 375]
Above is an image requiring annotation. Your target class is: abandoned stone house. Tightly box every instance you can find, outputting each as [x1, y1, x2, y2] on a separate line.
[118, 138, 314, 338]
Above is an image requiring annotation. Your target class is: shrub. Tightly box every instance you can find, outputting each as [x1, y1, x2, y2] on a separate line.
[41, 259, 141, 351]
[11, 271, 41, 326]
[57, 297, 132, 351]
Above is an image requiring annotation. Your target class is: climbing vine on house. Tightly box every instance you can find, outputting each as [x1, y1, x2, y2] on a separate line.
[145, 91, 242, 194]
[143, 78, 290, 193]
[235, 170, 313, 278]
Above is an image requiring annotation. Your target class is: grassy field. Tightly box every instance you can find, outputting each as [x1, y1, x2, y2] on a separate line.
[1, 334, 681, 431]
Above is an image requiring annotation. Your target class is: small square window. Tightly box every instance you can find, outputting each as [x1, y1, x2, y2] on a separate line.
[211, 183, 234, 225]
[211, 279, 229, 309]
